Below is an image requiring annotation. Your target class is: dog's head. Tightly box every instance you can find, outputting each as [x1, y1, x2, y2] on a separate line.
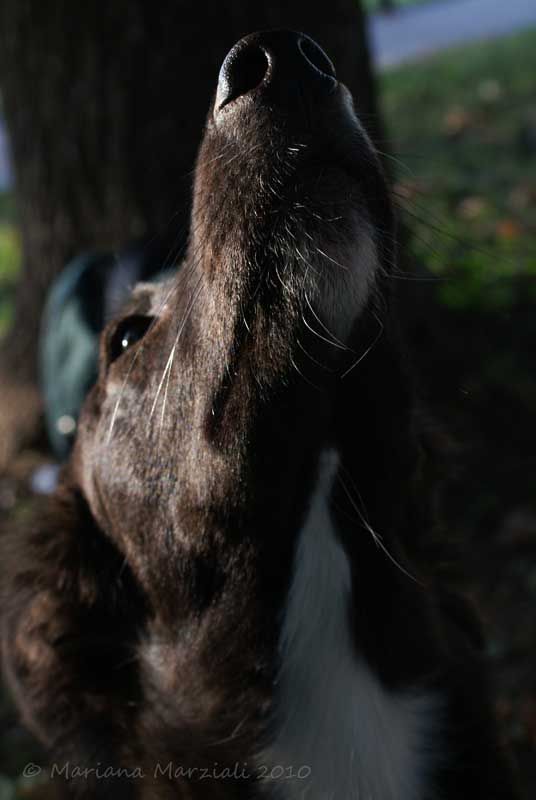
[66, 30, 416, 742]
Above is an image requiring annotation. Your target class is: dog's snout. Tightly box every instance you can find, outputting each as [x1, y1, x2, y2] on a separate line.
[215, 30, 337, 113]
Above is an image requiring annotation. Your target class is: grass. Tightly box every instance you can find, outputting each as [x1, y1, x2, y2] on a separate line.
[380, 28, 536, 310]
[379, 30, 536, 576]
[378, 29, 536, 516]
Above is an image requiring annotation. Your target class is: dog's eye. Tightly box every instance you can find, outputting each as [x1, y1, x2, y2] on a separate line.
[109, 315, 154, 363]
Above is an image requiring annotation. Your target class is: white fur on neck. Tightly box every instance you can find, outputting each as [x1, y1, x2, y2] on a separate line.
[263, 450, 440, 800]
[315, 223, 379, 343]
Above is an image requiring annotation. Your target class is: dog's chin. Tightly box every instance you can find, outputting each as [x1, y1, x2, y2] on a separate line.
[265, 163, 379, 342]
[312, 221, 379, 342]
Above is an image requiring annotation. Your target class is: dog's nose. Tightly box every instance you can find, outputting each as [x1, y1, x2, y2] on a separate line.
[215, 30, 337, 113]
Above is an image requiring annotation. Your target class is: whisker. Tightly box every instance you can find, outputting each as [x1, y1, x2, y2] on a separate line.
[304, 292, 351, 352]
[161, 279, 205, 434]
[314, 245, 350, 272]
[340, 311, 384, 379]
[337, 470, 420, 585]
[296, 338, 334, 372]
[106, 264, 197, 442]
[159, 343, 176, 435]
[151, 276, 205, 429]
[290, 355, 321, 392]
[150, 343, 176, 421]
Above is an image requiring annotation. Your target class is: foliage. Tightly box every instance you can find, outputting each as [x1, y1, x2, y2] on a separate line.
[0, 219, 21, 335]
[381, 28, 536, 311]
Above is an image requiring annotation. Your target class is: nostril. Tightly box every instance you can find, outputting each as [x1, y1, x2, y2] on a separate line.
[216, 44, 270, 111]
[298, 36, 336, 80]
[215, 31, 338, 116]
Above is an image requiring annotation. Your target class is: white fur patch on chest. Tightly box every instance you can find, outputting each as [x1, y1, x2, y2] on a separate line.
[263, 451, 440, 800]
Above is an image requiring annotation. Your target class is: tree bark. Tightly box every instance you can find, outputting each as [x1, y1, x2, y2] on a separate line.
[0, 0, 379, 463]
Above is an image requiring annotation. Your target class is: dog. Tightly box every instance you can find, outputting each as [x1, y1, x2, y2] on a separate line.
[1, 30, 520, 799]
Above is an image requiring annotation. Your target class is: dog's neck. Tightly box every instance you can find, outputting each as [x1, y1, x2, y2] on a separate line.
[264, 449, 441, 800]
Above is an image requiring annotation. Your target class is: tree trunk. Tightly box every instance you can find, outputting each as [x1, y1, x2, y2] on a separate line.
[0, 0, 379, 464]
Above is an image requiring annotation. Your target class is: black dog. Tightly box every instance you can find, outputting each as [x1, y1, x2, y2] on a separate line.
[1, 31, 519, 800]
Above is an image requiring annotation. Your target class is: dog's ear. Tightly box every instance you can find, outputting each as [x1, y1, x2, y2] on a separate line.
[1, 476, 145, 758]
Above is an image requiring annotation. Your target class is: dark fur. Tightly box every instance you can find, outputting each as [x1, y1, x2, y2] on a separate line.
[2, 31, 520, 799]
